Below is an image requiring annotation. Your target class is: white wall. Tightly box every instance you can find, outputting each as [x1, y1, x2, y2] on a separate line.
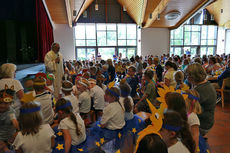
[141, 28, 170, 57]
[53, 24, 75, 60]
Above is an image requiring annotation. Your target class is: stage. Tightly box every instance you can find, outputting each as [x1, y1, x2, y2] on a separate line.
[16, 63, 45, 81]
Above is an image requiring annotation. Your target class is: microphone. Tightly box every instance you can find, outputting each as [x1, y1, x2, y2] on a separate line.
[57, 53, 60, 64]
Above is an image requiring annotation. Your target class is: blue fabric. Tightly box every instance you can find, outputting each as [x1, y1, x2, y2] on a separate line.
[217, 67, 230, 87]
[102, 71, 109, 85]
[52, 115, 145, 153]
[198, 135, 210, 153]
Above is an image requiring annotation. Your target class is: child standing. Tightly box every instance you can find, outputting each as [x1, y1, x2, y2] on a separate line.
[184, 90, 202, 149]
[13, 102, 55, 153]
[62, 80, 79, 115]
[160, 111, 195, 153]
[101, 86, 125, 130]
[0, 88, 19, 143]
[56, 98, 86, 153]
[46, 73, 55, 94]
[125, 66, 139, 98]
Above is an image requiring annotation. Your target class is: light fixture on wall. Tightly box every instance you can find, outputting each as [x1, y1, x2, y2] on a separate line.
[149, 13, 152, 19]
[221, 9, 223, 13]
[211, 14, 214, 21]
[123, 6, 126, 11]
[95, 0, 99, 11]
[83, 11, 87, 18]
[157, 13, 160, 20]
[73, 10, 77, 16]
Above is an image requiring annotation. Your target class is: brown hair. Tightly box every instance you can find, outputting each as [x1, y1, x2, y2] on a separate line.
[33, 77, 46, 92]
[119, 82, 132, 112]
[62, 80, 73, 95]
[19, 102, 42, 135]
[174, 71, 184, 84]
[105, 86, 120, 102]
[56, 98, 81, 135]
[184, 90, 202, 114]
[185, 63, 207, 84]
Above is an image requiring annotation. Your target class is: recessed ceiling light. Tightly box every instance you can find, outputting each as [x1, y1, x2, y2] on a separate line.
[165, 11, 181, 20]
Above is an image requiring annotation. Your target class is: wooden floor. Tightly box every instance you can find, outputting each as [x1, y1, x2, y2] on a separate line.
[207, 100, 230, 153]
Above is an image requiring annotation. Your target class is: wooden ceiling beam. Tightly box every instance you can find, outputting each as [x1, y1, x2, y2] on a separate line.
[65, 0, 72, 27]
[142, 0, 169, 28]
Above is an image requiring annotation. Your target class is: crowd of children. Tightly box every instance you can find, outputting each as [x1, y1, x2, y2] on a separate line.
[0, 53, 230, 153]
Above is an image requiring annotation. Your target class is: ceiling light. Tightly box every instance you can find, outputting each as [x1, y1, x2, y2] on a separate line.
[157, 13, 160, 20]
[165, 11, 180, 20]
[95, 4, 99, 11]
[123, 6, 126, 11]
[211, 14, 214, 21]
[149, 13, 152, 19]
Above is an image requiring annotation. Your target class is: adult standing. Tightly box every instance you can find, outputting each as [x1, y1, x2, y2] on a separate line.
[185, 63, 216, 136]
[44, 43, 64, 98]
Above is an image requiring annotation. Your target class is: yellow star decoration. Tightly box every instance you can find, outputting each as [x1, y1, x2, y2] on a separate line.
[57, 131, 63, 136]
[95, 141, 100, 147]
[56, 144, 64, 150]
[116, 149, 121, 153]
[118, 132, 122, 139]
[135, 99, 163, 152]
[132, 128, 137, 134]
[97, 124, 101, 127]
[138, 119, 142, 123]
[157, 85, 188, 116]
[108, 81, 115, 89]
[100, 138, 105, 144]
[20, 92, 35, 103]
[77, 148, 84, 152]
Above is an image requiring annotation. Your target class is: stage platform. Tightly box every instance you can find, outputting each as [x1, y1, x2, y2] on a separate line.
[16, 63, 45, 81]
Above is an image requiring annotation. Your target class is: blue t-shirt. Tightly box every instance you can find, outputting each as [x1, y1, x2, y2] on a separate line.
[217, 67, 230, 87]
[126, 75, 139, 98]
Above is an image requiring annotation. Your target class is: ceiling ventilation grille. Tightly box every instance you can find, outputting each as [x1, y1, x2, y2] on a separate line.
[165, 11, 181, 20]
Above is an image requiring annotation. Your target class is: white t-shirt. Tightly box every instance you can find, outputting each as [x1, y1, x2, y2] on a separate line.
[34, 92, 54, 125]
[164, 68, 176, 88]
[101, 102, 125, 130]
[0, 78, 23, 92]
[168, 140, 190, 153]
[90, 85, 105, 110]
[78, 91, 91, 113]
[188, 112, 200, 127]
[58, 114, 86, 145]
[13, 124, 55, 153]
[0, 78, 24, 115]
[64, 94, 79, 114]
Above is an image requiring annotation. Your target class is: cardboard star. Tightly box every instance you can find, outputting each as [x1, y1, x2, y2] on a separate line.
[77, 148, 84, 152]
[100, 138, 105, 144]
[57, 131, 63, 136]
[116, 149, 121, 153]
[138, 119, 142, 123]
[56, 144, 64, 150]
[132, 128, 137, 134]
[118, 132, 122, 139]
[95, 141, 100, 147]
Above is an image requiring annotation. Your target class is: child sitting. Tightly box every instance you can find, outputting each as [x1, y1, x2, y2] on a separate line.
[77, 78, 91, 120]
[13, 102, 55, 153]
[0, 88, 19, 143]
[96, 74, 107, 92]
[89, 78, 105, 121]
[119, 82, 134, 121]
[62, 80, 79, 115]
[33, 76, 54, 125]
[184, 89, 202, 149]
[56, 98, 86, 153]
[101, 86, 125, 130]
[160, 111, 195, 153]
[174, 71, 188, 90]
[136, 133, 168, 153]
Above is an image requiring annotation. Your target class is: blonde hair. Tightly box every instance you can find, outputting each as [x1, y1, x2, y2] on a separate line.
[185, 90, 202, 114]
[174, 71, 184, 84]
[19, 102, 42, 135]
[0, 63, 16, 78]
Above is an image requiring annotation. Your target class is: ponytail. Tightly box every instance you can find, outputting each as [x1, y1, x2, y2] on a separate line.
[124, 97, 132, 112]
[70, 112, 81, 136]
[180, 120, 196, 153]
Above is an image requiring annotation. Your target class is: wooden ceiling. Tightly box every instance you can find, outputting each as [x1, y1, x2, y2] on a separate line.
[45, 0, 216, 29]
[206, 0, 230, 28]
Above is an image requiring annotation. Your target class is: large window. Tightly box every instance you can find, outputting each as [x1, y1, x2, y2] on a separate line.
[170, 25, 218, 57]
[75, 23, 137, 60]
